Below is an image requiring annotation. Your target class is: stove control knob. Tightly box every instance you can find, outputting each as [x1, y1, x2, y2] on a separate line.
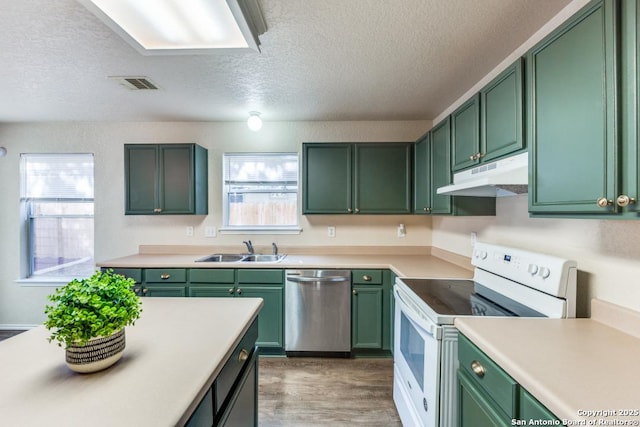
[479, 251, 488, 260]
[527, 264, 539, 275]
[538, 267, 551, 279]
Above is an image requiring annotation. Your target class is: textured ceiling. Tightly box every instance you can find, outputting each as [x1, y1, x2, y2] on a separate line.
[0, 0, 572, 123]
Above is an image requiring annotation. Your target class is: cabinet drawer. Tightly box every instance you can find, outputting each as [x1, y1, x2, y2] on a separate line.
[215, 319, 259, 412]
[352, 270, 382, 285]
[110, 268, 142, 284]
[458, 333, 517, 418]
[144, 268, 187, 283]
[237, 269, 283, 284]
[189, 269, 235, 284]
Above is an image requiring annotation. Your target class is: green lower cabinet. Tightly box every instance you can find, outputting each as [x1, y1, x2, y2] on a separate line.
[458, 333, 559, 426]
[142, 268, 187, 297]
[237, 285, 283, 352]
[519, 389, 558, 422]
[189, 269, 284, 354]
[350, 269, 393, 353]
[351, 286, 383, 349]
[143, 285, 187, 297]
[457, 369, 509, 427]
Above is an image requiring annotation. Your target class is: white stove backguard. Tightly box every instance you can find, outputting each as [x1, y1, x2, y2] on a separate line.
[472, 242, 577, 308]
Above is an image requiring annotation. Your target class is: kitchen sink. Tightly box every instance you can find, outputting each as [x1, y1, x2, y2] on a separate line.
[241, 254, 286, 263]
[195, 254, 246, 262]
[195, 254, 286, 263]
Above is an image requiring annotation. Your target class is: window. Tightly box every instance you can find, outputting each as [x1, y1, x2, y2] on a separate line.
[20, 154, 94, 279]
[222, 153, 299, 230]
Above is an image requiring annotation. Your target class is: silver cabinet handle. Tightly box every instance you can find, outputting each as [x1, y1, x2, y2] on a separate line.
[471, 360, 485, 378]
[597, 197, 613, 208]
[616, 195, 636, 207]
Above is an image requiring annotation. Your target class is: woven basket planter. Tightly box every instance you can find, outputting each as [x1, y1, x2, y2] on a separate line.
[65, 329, 126, 374]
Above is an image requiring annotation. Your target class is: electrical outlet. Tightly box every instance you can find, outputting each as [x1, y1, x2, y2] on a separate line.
[186, 226, 194, 237]
[397, 223, 406, 238]
[205, 226, 216, 237]
[327, 226, 336, 238]
[471, 231, 477, 246]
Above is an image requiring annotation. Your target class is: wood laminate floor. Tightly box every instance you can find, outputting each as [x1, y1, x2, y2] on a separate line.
[259, 357, 402, 427]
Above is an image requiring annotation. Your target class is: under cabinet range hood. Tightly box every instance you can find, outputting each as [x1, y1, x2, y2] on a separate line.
[437, 152, 528, 197]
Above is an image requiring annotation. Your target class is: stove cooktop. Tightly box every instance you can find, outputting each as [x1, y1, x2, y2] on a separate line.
[397, 277, 544, 325]
[399, 278, 477, 316]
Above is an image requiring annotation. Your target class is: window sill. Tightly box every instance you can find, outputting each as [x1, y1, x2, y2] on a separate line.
[218, 227, 302, 235]
[16, 277, 87, 287]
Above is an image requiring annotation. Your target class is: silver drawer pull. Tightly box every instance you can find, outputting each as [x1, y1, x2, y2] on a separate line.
[362, 275, 372, 282]
[160, 273, 171, 280]
[471, 360, 485, 378]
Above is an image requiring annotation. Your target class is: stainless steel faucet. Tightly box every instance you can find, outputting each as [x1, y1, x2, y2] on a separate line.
[272, 242, 278, 255]
[243, 240, 254, 254]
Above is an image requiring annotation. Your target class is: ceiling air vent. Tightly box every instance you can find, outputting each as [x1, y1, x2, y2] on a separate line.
[109, 76, 159, 90]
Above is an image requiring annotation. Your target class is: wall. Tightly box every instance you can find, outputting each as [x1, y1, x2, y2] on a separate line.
[433, 196, 640, 316]
[0, 120, 431, 327]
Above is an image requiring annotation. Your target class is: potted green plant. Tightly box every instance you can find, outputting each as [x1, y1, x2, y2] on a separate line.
[44, 269, 142, 373]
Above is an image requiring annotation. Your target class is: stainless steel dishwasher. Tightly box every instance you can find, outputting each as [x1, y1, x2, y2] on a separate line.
[285, 270, 351, 356]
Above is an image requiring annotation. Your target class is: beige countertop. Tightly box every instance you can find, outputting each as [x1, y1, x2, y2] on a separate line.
[455, 299, 640, 424]
[0, 297, 263, 427]
[97, 247, 474, 279]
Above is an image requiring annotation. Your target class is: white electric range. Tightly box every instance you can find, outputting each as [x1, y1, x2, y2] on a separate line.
[393, 242, 577, 427]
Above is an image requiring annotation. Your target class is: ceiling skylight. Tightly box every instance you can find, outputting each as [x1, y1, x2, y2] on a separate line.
[78, 0, 266, 54]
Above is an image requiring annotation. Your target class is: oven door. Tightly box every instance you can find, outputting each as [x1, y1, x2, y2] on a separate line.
[393, 285, 441, 427]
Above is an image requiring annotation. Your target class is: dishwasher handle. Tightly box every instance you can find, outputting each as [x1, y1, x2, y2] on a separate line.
[286, 275, 350, 283]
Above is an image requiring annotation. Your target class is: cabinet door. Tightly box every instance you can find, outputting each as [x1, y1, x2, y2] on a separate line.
[143, 285, 187, 297]
[218, 349, 258, 427]
[481, 58, 524, 162]
[237, 285, 284, 350]
[431, 117, 453, 214]
[622, 0, 640, 213]
[302, 143, 352, 214]
[519, 389, 558, 422]
[528, 0, 619, 214]
[351, 286, 383, 349]
[457, 369, 508, 427]
[452, 94, 481, 172]
[125, 145, 158, 214]
[354, 143, 412, 214]
[189, 285, 235, 298]
[160, 145, 200, 214]
[413, 134, 432, 214]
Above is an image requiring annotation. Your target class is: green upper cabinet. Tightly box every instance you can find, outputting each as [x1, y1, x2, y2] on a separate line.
[354, 143, 412, 213]
[302, 142, 411, 214]
[413, 133, 432, 214]
[528, 0, 619, 215]
[125, 143, 208, 215]
[431, 118, 455, 214]
[424, 119, 496, 216]
[452, 94, 481, 172]
[481, 58, 525, 163]
[302, 143, 352, 214]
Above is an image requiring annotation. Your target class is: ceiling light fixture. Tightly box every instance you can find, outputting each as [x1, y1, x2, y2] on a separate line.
[77, 0, 267, 55]
[247, 111, 263, 131]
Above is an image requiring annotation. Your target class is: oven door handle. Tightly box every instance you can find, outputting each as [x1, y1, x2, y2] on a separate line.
[394, 287, 441, 339]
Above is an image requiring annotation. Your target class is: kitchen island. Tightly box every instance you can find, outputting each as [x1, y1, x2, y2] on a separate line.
[0, 297, 263, 427]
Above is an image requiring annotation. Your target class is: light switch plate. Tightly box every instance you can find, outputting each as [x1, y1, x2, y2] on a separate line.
[186, 226, 194, 237]
[327, 226, 336, 237]
[205, 226, 216, 237]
